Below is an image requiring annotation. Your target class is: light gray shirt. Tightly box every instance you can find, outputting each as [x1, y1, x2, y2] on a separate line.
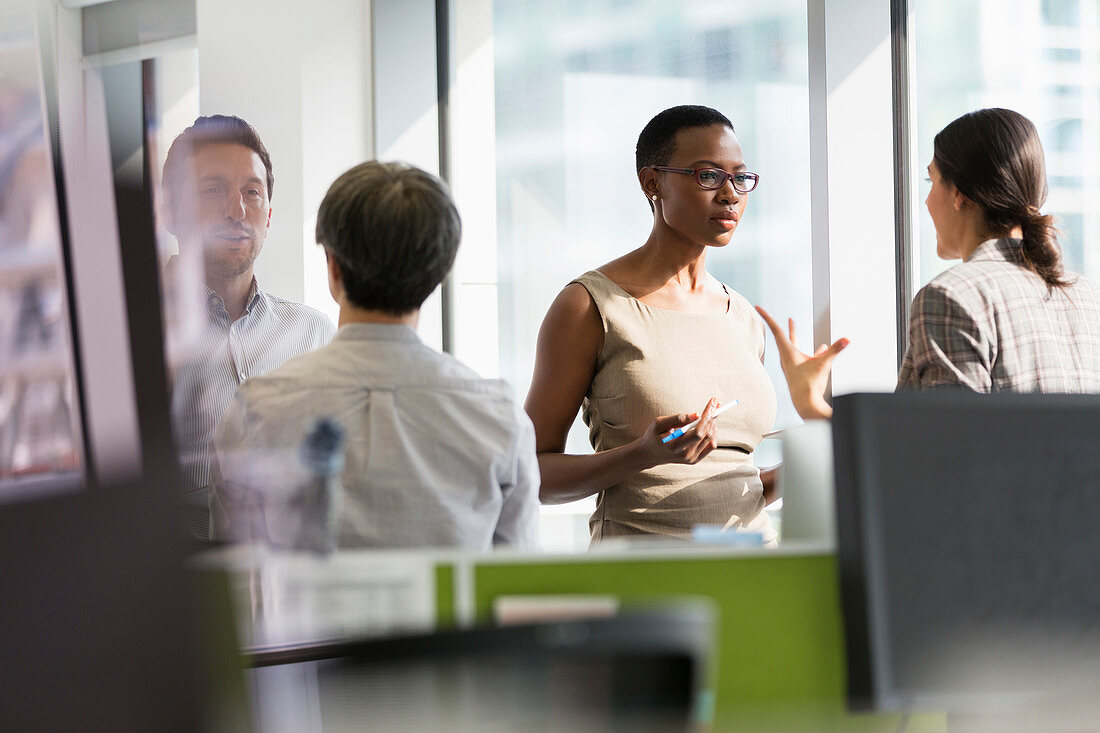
[211, 323, 541, 551]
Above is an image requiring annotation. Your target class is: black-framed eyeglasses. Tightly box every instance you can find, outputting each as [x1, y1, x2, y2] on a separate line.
[651, 166, 760, 193]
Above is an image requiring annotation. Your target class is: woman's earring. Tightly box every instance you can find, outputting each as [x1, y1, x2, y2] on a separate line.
[651, 194, 658, 201]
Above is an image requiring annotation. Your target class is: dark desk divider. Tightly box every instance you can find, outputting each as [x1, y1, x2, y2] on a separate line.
[833, 391, 1100, 716]
[245, 604, 712, 732]
[0, 479, 205, 731]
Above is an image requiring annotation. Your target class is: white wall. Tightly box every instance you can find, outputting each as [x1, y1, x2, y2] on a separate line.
[372, 0, 439, 175]
[808, 0, 900, 396]
[371, 0, 444, 351]
[196, 0, 374, 324]
[447, 0, 498, 376]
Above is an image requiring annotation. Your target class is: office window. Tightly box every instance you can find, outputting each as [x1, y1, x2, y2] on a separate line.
[450, 0, 811, 547]
[1043, 0, 1081, 26]
[913, 0, 1100, 286]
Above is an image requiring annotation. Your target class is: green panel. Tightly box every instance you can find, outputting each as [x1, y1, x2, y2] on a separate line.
[193, 568, 252, 732]
[434, 563, 455, 628]
[472, 554, 945, 733]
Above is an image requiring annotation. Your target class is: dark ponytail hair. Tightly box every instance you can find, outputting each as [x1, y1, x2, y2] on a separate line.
[932, 108, 1070, 288]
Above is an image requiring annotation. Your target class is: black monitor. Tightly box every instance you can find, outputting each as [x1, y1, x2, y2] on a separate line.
[245, 604, 713, 732]
[832, 391, 1100, 715]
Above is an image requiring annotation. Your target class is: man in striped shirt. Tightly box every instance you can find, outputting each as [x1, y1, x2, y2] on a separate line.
[162, 116, 335, 541]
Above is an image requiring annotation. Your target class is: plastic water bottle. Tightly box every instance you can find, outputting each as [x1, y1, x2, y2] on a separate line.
[294, 417, 345, 554]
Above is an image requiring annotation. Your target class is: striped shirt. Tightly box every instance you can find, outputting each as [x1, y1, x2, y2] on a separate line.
[898, 238, 1100, 393]
[171, 276, 335, 500]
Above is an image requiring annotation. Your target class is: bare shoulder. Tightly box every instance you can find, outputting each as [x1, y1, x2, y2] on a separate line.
[527, 280, 605, 450]
[539, 279, 602, 347]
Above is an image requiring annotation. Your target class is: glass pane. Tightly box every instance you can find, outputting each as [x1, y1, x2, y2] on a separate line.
[99, 50, 201, 530]
[0, 7, 85, 498]
[913, 0, 1100, 287]
[455, 0, 811, 549]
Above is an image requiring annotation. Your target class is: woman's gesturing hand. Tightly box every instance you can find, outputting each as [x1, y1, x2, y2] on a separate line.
[755, 306, 849, 420]
[636, 398, 721, 467]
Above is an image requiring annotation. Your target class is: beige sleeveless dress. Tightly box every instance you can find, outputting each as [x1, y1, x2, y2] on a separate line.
[573, 271, 777, 543]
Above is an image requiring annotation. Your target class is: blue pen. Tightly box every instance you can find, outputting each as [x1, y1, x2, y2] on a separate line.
[661, 400, 739, 443]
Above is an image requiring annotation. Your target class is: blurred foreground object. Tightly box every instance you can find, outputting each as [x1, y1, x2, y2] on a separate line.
[216, 417, 346, 552]
[778, 420, 835, 544]
[0, 479, 206, 731]
[245, 603, 714, 733]
[834, 391, 1100, 726]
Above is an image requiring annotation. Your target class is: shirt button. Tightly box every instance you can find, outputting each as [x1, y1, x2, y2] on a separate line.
[238, 372, 246, 381]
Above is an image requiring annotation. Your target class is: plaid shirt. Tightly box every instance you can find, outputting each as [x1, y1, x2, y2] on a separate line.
[898, 238, 1100, 393]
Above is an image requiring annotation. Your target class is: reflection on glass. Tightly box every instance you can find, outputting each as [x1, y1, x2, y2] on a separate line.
[135, 52, 208, 493]
[914, 0, 1100, 285]
[117, 54, 329, 542]
[146, 49, 205, 365]
[467, 0, 811, 548]
[0, 15, 83, 491]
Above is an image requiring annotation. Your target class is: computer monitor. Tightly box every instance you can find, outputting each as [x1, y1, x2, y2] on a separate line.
[832, 391, 1100, 715]
[246, 604, 713, 732]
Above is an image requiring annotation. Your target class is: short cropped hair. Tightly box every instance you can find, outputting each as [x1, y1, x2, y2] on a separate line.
[635, 105, 735, 172]
[162, 115, 274, 203]
[316, 161, 461, 315]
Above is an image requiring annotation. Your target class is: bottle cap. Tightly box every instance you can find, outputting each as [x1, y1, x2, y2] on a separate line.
[300, 417, 346, 476]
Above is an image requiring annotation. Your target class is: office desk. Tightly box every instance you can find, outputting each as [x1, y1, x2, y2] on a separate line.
[200, 543, 944, 732]
[458, 543, 945, 733]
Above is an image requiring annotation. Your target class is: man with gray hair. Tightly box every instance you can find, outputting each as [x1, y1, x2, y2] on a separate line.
[211, 162, 540, 550]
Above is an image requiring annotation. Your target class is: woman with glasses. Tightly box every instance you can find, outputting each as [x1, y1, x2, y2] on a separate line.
[760, 107, 1100, 417]
[526, 105, 835, 545]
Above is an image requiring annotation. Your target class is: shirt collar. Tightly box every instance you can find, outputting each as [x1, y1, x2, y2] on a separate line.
[332, 322, 421, 344]
[966, 237, 1021, 265]
[242, 277, 262, 314]
[202, 275, 263, 316]
[165, 255, 265, 319]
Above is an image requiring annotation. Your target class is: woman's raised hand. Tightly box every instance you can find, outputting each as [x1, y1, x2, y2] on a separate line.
[637, 398, 721, 466]
[755, 306, 849, 420]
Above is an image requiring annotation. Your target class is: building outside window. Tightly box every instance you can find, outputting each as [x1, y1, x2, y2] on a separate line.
[913, 0, 1100, 287]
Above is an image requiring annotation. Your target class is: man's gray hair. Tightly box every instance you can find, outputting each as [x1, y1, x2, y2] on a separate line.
[316, 161, 461, 314]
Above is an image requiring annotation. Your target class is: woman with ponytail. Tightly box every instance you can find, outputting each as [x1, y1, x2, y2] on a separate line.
[759, 108, 1100, 418]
